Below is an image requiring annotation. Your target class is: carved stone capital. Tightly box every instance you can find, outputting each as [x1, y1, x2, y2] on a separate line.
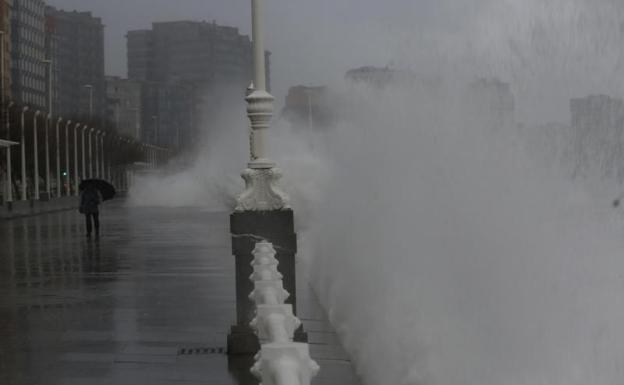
[235, 167, 290, 212]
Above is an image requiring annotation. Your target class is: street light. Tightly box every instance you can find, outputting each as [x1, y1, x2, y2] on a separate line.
[84, 84, 93, 120]
[20, 106, 28, 200]
[65, 120, 72, 196]
[88, 127, 94, 178]
[234, 0, 288, 211]
[33, 110, 41, 200]
[81, 124, 87, 182]
[44, 113, 52, 198]
[55, 117, 62, 197]
[94, 130, 100, 178]
[74, 122, 81, 195]
[5, 101, 14, 202]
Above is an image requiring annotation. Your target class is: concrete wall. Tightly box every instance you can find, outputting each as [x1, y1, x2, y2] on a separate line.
[0, 196, 78, 219]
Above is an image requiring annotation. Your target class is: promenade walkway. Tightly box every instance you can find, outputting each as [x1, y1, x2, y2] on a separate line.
[0, 201, 360, 385]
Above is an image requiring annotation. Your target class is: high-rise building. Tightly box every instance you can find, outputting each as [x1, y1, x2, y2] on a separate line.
[11, 0, 46, 111]
[127, 20, 256, 88]
[45, 6, 104, 121]
[126, 20, 265, 149]
[0, 0, 11, 107]
[105, 76, 142, 140]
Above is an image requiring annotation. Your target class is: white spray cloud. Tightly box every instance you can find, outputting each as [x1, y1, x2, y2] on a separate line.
[129, 1, 624, 384]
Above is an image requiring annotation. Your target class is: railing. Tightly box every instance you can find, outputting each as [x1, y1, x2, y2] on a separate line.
[248, 241, 320, 385]
[0, 102, 173, 203]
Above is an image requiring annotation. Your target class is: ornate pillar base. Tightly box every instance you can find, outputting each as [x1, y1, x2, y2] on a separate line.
[227, 209, 308, 356]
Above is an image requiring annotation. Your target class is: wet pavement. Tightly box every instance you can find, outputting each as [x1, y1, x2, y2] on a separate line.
[0, 202, 361, 385]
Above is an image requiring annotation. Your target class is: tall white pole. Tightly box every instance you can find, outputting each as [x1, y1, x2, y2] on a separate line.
[235, 0, 289, 211]
[20, 107, 28, 200]
[101, 132, 106, 179]
[88, 128, 94, 178]
[81, 124, 87, 181]
[33, 111, 41, 200]
[74, 123, 80, 195]
[55, 117, 62, 197]
[65, 120, 71, 196]
[45, 114, 51, 198]
[252, 0, 266, 92]
[6, 102, 13, 202]
[94, 131, 100, 178]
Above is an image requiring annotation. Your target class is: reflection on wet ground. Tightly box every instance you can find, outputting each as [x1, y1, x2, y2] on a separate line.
[0, 202, 360, 385]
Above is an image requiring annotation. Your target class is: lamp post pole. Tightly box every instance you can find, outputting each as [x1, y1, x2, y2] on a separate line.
[6, 102, 13, 202]
[228, 0, 303, 356]
[33, 111, 41, 200]
[88, 128, 94, 178]
[55, 117, 62, 197]
[20, 107, 28, 200]
[81, 124, 87, 182]
[101, 132, 106, 179]
[74, 123, 81, 195]
[94, 130, 99, 178]
[65, 120, 71, 196]
[44, 113, 51, 198]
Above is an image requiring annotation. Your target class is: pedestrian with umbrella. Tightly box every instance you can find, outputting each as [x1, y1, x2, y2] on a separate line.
[79, 179, 116, 237]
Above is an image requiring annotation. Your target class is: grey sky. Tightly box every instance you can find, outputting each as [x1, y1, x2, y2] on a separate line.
[45, 0, 441, 99]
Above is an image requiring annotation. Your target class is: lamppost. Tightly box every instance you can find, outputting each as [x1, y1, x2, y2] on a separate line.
[228, 0, 302, 355]
[88, 128, 94, 178]
[81, 124, 87, 182]
[101, 132, 106, 179]
[20, 106, 28, 201]
[55, 117, 62, 197]
[74, 123, 81, 195]
[33, 110, 41, 200]
[65, 120, 72, 196]
[94, 130, 100, 178]
[44, 113, 51, 199]
[84, 84, 93, 120]
[5, 102, 14, 202]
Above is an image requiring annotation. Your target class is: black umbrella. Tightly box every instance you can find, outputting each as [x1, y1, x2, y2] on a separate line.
[79, 179, 116, 201]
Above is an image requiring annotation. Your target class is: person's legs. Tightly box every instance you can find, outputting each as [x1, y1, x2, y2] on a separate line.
[85, 213, 93, 236]
[93, 212, 100, 235]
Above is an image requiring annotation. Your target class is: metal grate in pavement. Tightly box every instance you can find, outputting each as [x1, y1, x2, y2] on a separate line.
[177, 347, 225, 356]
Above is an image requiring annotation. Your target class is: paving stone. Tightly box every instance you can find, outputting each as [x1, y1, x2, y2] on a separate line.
[0, 202, 362, 385]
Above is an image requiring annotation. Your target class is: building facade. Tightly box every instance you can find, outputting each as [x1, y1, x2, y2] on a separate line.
[126, 20, 265, 149]
[0, 0, 11, 108]
[128, 21, 255, 88]
[105, 76, 142, 140]
[11, 0, 46, 111]
[45, 6, 104, 121]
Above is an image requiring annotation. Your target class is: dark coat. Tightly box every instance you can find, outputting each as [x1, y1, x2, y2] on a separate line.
[79, 187, 101, 214]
